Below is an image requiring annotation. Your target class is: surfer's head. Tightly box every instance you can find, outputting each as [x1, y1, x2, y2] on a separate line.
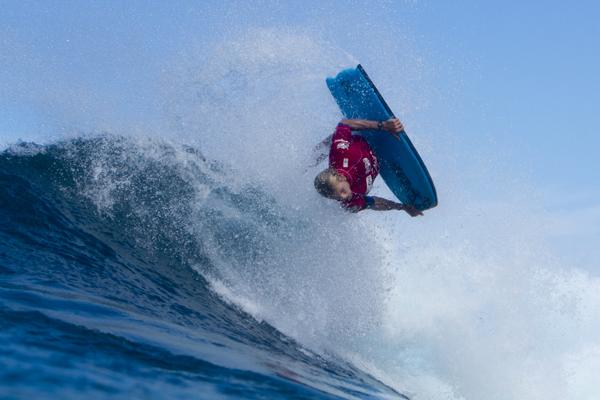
[314, 168, 352, 202]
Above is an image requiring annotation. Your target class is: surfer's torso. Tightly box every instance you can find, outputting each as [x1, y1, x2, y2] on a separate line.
[329, 124, 379, 211]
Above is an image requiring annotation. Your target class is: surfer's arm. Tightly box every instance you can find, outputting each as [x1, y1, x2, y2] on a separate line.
[366, 196, 423, 216]
[340, 118, 403, 133]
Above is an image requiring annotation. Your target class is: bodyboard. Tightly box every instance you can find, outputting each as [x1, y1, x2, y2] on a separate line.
[326, 65, 437, 210]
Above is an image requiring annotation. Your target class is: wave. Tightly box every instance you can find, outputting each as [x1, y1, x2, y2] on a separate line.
[0, 136, 406, 399]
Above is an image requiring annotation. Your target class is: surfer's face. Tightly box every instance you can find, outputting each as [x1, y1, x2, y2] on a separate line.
[328, 174, 352, 201]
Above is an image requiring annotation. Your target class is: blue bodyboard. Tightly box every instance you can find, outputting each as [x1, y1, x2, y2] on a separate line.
[326, 65, 437, 210]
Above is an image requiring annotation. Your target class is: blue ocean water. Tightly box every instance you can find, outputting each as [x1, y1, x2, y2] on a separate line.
[0, 137, 408, 399]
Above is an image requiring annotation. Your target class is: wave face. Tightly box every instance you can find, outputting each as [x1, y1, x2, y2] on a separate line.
[0, 137, 405, 399]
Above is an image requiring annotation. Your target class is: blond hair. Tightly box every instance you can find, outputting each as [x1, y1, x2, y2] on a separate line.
[314, 168, 337, 198]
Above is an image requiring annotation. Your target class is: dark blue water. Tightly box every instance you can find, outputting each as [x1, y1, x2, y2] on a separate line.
[0, 137, 407, 399]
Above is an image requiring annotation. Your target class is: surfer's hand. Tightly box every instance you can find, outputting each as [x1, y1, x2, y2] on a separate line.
[398, 204, 423, 217]
[383, 118, 404, 134]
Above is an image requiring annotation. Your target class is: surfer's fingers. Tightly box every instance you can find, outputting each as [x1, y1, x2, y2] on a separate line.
[389, 120, 402, 132]
[405, 205, 422, 216]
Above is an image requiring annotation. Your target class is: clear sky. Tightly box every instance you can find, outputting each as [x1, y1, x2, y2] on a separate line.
[1, 0, 599, 268]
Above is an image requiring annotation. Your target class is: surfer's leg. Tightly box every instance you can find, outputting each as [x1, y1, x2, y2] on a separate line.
[310, 134, 332, 167]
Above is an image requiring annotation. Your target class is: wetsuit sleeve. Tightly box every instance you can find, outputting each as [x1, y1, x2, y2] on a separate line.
[331, 123, 352, 145]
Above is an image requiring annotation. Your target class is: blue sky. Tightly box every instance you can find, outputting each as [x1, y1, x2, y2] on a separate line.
[1, 1, 599, 267]
[417, 2, 599, 193]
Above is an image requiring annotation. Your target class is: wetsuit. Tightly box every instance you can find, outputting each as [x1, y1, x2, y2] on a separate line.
[329, 124, 380, 212]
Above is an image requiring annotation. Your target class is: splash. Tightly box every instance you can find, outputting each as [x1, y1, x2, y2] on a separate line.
[161, 29, 600, 400]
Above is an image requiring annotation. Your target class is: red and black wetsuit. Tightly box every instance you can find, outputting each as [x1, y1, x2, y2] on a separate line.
[329, 124, 380, 212]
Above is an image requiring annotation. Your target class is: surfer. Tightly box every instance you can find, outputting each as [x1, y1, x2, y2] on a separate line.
[314, 119, 423, 216]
